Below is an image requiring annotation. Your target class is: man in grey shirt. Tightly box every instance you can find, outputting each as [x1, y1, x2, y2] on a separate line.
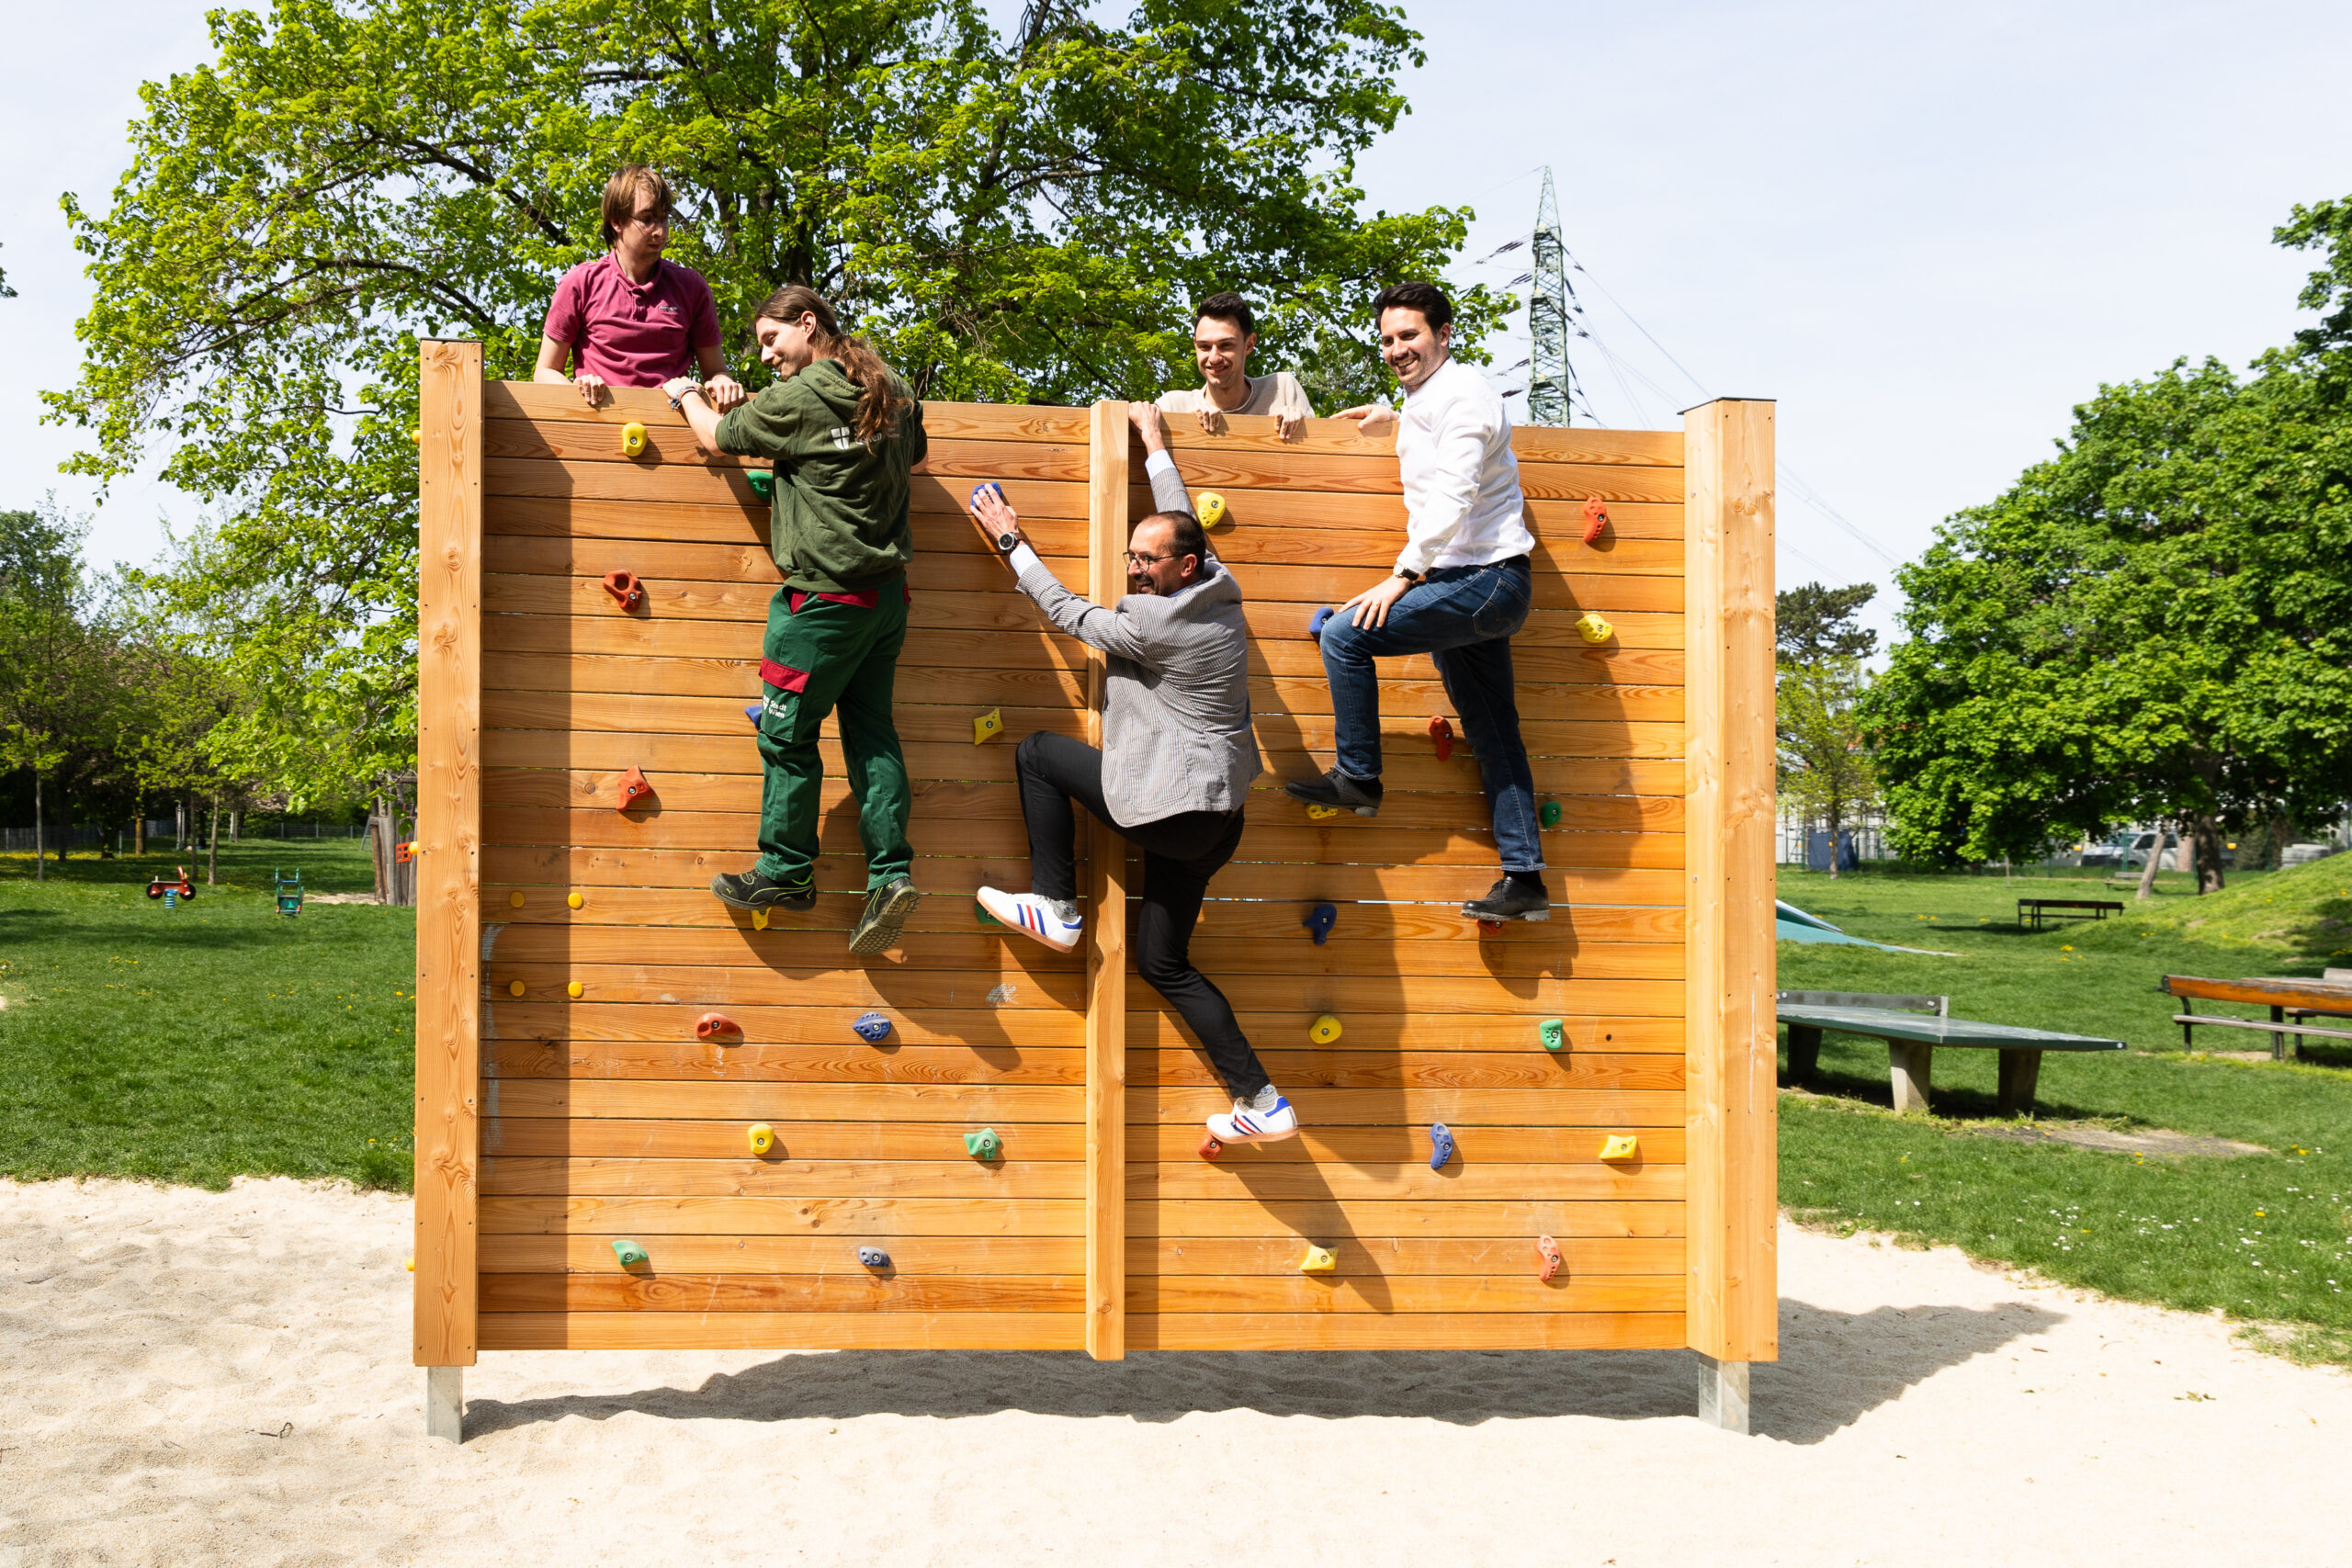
[966, 405, 1297, 1146]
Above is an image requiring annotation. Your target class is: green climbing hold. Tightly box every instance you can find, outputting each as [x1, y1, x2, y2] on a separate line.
[1539, 1018, 1565, 1051]
[748, 469, 775, 499]
[965, 1127, 1002, 1160]
[1539, 798, 1562, 829]
[612, 1238, 649, 1267]
[975, 899, 1000, 926]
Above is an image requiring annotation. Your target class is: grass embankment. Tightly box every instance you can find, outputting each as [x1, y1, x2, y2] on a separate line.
[0, 841, 413, 1189]
[1778, 857, 2352, 1361]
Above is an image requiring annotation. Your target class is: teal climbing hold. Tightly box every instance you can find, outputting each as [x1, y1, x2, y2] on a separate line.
[612, 1239, 649, 1267]
[964, 1127, 1002, 1160]
[1539, 1018, 1565, 1051]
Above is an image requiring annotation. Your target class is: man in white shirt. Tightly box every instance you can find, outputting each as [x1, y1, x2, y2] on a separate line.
[1284, 281, 1549, 923]
[1157, 292, 1313, 440]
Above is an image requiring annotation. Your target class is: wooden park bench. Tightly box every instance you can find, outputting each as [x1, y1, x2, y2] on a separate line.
[2018, 897, 2125, 931]
[1778, 989, 2127, 1116]
[2156, 972, 2352, 1060]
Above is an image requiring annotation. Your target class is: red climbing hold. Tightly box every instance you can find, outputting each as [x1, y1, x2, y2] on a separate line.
[602, 570, 645, 611]
[394, 841, 417, 863]
[1199, 1134, 1224, 1160]
[616, 766, 652, 811]
[1427, 715, 1454, 761]
[1477, 919, 1505, 937]
[1536, 1234, 1564, 1281]
[1581, 497, 1609, 546]
[695, 1012, 741, 1041]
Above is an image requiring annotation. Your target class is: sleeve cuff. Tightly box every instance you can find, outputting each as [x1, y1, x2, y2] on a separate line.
[1007, 542, 1044, 576]
[1144, 448, 1180, 483]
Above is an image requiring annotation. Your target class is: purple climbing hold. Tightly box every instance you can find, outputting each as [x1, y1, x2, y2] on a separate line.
[1302, 902, 1338, 945]
[853, 1011, 893, 1043]
[857, 1246, 890, 1268]
[1308, 604, 1335, 638]
[745, 703, 763, 728]
[1428, 1122, 1455, 1171]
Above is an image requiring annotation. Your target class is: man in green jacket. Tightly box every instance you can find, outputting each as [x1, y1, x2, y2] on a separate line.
[666, 285, 928, 956]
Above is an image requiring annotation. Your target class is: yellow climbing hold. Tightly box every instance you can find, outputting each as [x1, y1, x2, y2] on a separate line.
[404, 1257, 414, 1271]
[752, 908, 771, 931]
[748, 1122, 775, 1156]
[1309, 1013, 1343, 1045]
[1599, 1134, 1639, 1161]
[1306, 803, 1342, 820]
[1196, 491, 1228, 528]
[508, 979, 526, 998]
[508, 891, 526, 908]
[1298, 1244, 1338, 1273]
[567, 891, 584, 909]
[620, 421, 648, 457]
[1574, 612, 1613, 645]
[567, 981, 583, 998]
[973, 708, 1003, 744]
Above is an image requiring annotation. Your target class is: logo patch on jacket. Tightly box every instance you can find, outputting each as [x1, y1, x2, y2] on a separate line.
[829, 425, 854, 450]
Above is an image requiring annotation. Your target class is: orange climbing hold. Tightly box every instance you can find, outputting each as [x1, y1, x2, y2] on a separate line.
[1199, 1134, 1224, 1160]
[1535, 1234, 1564, 1281]
[695, 1012, 741, 1041]
[1581, 496, 1609, 545]
[616, 766, 651, 811]
[1427, 715, 1454, 761]
[602, 570, 644, 611]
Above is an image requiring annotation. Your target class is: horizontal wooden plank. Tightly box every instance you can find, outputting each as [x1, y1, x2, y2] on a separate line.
[1129, 1198, 1683, 1238]
[481, 1272, 1083, 1311]
[482, 383, 1093, 444]
[480, 1312, 1082, 1350]
[1132, 1159, 1677, 1201]
[1131, 1274, 1679, 1314]
[481, 1156, 1085, 1199]
[1127, 1313, 1684, 1351]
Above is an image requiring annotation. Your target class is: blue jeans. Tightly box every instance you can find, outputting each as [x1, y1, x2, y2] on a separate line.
[1318, 556, 1543, 874]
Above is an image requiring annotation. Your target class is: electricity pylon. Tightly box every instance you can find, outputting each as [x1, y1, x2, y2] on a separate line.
[1525, 168, 1573, 427]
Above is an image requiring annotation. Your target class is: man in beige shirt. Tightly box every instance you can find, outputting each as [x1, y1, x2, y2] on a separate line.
[1158, 292, 1314, 440]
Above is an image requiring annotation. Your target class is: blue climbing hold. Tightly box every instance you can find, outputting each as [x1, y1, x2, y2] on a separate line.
[857, 1246, 890, 1268]
[853, 1011, 893, 1043]
[1308, 604, 1334, 638]
[745, 703, 763, 728]
[1428, 1122, 1455, 1170]
[1302, 902, 1338, 945]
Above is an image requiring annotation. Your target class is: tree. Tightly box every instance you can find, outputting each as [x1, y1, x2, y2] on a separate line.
[45, 0, 1496, 801]
[0, 507, 120, 876]
[1778, 657, 1878, 880]
[1776, 581, 1878, 664]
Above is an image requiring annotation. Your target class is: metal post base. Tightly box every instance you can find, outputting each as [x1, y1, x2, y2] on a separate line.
[425, 1366, 465, 1443]
[1697, 1353, 1750, 1434]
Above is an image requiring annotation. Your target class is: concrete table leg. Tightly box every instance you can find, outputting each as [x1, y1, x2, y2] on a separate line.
[426, 1366, 464, 1443]
[1785, 1023, 1822, 1082]
[1996, 1048, 2043, 1118]
[1888, 1041, 1933, 1113]
[1697, 1354, 1750, 1433]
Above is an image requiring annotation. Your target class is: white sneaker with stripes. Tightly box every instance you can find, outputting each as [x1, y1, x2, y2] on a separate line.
[1206, 1092, 1299, 1145]
[978, 887, 1083, 953]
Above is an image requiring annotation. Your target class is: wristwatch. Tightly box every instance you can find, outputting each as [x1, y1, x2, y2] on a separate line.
[667, 386, 706, 412]
[1395, 568, 1422, 583]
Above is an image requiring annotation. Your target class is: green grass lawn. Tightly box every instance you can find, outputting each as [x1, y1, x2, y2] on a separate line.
[1777, 856, 2352, 1361]
[0, 840, 414, 1189]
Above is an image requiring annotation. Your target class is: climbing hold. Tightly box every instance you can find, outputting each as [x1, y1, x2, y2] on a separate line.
[619, 422, 647, 457]
[566, 980, 583, 998]
[748, 1122, 775, 1156]
[616, 765, 652, 811]
[752, 908, 771, 931]
[973, 708, 1003, 745]
[1574, 612, 1612, 645]
[410, 427, 421, 446]
[1309, 1013, 1342, 1045]
[1539, 1018, 1566, 1051]
[695, 1013, 741, 1041]
[975, 899, 1000, 926]
[1539, 798, 1563, 829]
[1535, 1234, 1563, 1281]
[852, 1011, 893, 1043]
[1307, 604, 1334, 637]
[745, 703, 763, 728]
[964, 1127, 1002, 1160]
[612, 1239, 649, 1267]
[1428, 715, 1455, 761]
[1302, 902, 1338, 945]
[404, 1257, 414, 1271]
[601, 570, 644, 611]
[1476, 919, 1504, 936]
[1581, 496, 1609, 545]
[857, 1247, 890, 1269]
[508, 891, 526, 908]
[567, 891, 583, 909]
[969, 479, 1008, 509]
[1297, 1244, 1338, 1274]
[1428, 1122, 1455, 1170]
[508, 979, 526, 998]
[1198, 1134, 1224, 1160]
[1306, 803, 1342, 820]
[1196, 491, 1228, 528]
[1599, 1134, 1639, 1162]
[395, 841, 417, 863]
[747, 469, 774, 499]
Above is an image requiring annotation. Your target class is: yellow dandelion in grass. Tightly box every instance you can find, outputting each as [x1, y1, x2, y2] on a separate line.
[2062, 945, 2074, 952]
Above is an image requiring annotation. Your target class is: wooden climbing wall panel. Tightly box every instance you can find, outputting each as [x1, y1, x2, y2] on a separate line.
[416, 342, 1777, 1365]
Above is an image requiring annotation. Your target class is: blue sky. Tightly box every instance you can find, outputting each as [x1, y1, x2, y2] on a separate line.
[6, 0, 2349, 652]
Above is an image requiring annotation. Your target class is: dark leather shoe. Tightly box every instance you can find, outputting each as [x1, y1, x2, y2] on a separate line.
[1282, 769, 1384, 817]
[710, 869, 817, 912]
[1462, 876, 1551, 923]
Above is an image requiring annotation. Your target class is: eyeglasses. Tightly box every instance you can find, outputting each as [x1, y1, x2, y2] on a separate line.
[1125, 551, 1177, 567]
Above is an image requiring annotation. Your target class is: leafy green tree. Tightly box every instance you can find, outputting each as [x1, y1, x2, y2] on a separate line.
[1777, 657, 1878, 880]
[46, 0, 1494, 799]
[1776, 581, 1877, 664]
[0, 508, 120, 875]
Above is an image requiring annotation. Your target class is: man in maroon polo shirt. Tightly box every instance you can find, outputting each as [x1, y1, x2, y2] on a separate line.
[534, 165, 747, 411]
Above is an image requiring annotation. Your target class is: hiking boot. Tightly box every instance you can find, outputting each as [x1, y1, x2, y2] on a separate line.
[1282, 769, 1383, 817]
[848, 875, 922, 956]
[710, 868, 817, 913]
[1462, 874, 1551, 923]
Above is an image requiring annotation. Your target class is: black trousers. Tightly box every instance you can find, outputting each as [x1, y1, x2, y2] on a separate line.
[1013, 731, 1270, 1100]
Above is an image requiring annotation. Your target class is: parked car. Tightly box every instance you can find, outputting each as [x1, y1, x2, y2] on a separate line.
[2081, 830, 2233, 872]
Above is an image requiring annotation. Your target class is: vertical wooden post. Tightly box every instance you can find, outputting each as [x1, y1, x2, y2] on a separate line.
[1083, 400, 1130, 1359]
[414, 339, 484, 1391]
[1683, 398, 1778, 1405]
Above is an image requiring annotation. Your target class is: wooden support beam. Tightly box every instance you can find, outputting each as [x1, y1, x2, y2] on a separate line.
[415, 339, 485, 1371]
[1084, 400, 1130, 1359]
[1682, 398, 1778, 1368]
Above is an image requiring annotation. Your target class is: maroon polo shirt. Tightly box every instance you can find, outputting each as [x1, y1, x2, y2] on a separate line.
[542, 254, 722, 387]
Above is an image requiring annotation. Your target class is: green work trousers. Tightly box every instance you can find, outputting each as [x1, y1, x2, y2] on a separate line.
[752, 575, 914, 889]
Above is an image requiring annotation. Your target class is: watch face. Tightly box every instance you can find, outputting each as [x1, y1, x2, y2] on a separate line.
[997, 531, 1021, 552]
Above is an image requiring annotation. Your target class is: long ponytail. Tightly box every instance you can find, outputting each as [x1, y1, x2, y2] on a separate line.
[753, 285, 911, 447]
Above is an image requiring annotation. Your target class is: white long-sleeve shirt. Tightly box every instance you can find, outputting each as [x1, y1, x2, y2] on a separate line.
[1391, 355, 1535, 577]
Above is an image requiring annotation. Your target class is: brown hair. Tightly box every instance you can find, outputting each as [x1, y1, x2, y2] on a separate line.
[753, 285, 912, 447]
[601, 165, 674, 248]
[1372, 280, 1454, 331]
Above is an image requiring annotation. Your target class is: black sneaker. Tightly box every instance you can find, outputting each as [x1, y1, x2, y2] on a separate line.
[848, 875, 922, 956]
[710, 868, 817, 912]
[1283, 769, 1384, 817]
[1462, 875, 1551, 923]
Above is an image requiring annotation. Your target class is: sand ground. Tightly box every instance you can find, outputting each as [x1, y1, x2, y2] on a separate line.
[1, 1177, 2346, 1567]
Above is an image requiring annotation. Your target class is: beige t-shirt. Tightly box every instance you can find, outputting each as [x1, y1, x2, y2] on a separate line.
[1159, 371, 1315, 422]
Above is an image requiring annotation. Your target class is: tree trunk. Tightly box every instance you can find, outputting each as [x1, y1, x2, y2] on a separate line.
[134, 810, 147, 855]
[175, 797, 186, 851]
[206, 795, 220, 886]
[31, 773, 44, 884]
[230, 808, 241, 841]
[2133, 825, 2165, 901]
[1825, 805, 1842, 879]
[2191, 814, 2226, 895]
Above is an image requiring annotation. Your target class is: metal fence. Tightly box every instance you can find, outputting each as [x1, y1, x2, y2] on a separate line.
[1, 821, 368, 853]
